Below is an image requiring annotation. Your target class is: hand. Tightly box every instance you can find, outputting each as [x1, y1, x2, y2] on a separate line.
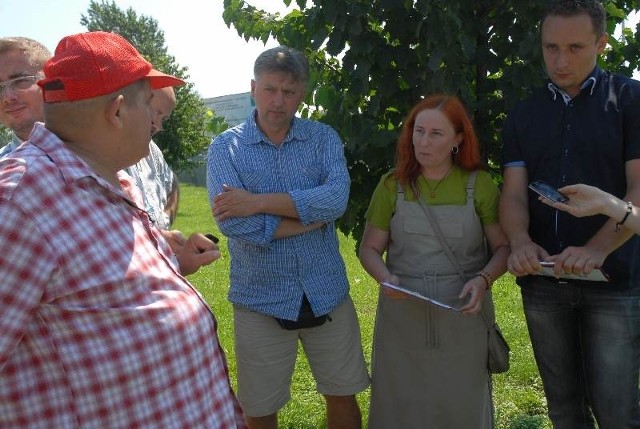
[161, 229, 187, 253]
[539, 184, 610, 218]
[458, 276, 486, 315]
[547, 245, 606, 276]
[212, 184, 258, 221]
[507, 240, 550, 276]
[380, 274, 408, 300]
[175, 233, 221, 276]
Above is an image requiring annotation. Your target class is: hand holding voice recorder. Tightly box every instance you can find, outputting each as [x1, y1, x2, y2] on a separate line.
[528, 180, 569, 203]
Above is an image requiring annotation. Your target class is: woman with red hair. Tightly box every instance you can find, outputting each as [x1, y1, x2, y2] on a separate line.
[359, 94, 509, 428]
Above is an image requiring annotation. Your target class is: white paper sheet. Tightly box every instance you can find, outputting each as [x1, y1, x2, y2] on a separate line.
[535, 262, 609, 282]
[380, 282, 460, 311]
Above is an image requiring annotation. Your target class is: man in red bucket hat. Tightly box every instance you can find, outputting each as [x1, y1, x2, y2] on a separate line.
[0, 31, 247, 428]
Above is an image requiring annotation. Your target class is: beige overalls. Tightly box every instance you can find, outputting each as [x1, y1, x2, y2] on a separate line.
[368, 171, 494, 429]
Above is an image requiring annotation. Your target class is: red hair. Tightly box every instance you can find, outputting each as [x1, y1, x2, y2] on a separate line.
[391, 94, 483, 197]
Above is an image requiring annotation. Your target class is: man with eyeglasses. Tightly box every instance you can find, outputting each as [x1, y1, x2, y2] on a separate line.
[0, 37, 50, 158]
[0, 37, 184, 248]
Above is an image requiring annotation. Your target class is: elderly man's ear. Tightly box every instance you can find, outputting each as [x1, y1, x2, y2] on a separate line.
[106, 94, 126, 128]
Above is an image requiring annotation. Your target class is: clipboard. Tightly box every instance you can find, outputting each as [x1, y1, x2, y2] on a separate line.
[535, 261, 609, 282]
[380, 282, 460, 311]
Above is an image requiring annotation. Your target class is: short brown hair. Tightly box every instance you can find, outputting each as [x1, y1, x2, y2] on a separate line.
[543, 0, 606, 38]
[0, 37, 51, 71]
[254, 45, 310, 84]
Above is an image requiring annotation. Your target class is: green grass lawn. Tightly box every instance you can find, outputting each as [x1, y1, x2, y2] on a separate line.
[174, 184, 552, 429]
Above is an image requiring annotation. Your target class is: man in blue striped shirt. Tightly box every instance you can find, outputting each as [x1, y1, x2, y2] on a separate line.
[207, 45, 369, 429]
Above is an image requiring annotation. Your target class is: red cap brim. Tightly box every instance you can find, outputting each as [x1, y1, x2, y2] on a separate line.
[146, 68, 185, 89]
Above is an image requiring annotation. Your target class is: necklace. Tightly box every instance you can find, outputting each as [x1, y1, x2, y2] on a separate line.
[424, 165, 453, 198]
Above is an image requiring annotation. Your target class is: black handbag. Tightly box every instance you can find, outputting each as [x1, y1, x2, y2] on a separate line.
[274, 295, 331, 330]
[486, 319, 510, 373]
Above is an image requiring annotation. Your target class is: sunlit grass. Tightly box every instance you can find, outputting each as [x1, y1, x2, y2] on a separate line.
[175, 184, 551, 429]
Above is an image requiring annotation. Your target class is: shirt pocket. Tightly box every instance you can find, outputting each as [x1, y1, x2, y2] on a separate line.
[404, 215, 463, 238]
[237, 169, 272, 193]
[295, 164, 324, 189]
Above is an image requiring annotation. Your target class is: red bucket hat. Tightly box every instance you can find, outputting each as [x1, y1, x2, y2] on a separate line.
[38, 31, 184, 102]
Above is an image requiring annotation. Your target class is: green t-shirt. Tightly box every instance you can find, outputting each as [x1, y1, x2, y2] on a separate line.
[364, 166, 500, 231]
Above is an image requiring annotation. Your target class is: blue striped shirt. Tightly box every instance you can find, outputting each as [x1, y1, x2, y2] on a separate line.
[206, 111, 351, 320]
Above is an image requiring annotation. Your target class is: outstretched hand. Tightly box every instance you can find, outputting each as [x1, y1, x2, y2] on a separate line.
[175, 233, 221, 276]
[539, 184, 610, 218]
[380, 274, 408, 299]
[458, 276, 486, 315]
[162, 229, 187, 253]
[546, 245, 606, 277]
[507, 240, 550, 276]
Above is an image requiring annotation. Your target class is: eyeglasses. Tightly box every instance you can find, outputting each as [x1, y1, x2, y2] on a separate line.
[0, 75, 38, 96]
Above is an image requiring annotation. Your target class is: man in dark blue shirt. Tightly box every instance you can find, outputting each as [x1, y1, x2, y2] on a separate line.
[500, 1, 640, 427]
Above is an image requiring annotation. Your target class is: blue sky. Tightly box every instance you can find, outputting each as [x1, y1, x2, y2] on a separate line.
[1, 1, 638, 98]
[0, 0, 285, 98]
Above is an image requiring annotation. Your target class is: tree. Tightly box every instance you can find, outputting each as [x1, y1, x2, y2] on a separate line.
[223, 0, 640, 244]
[0, 126, 11, 146]
[81, 0, 210, 170]
[206, 109, 231, 136]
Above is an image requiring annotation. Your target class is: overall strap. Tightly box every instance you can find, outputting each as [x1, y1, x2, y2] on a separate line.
[466, 170, 478, 203]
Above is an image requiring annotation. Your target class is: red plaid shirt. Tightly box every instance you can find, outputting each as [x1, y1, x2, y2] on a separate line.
[0, 124, 246, 428]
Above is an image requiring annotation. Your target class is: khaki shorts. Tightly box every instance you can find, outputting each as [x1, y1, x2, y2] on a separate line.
[233, 295, 370, 417]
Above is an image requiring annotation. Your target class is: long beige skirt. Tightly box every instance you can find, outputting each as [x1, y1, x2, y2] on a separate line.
[368, 280, 493, 429]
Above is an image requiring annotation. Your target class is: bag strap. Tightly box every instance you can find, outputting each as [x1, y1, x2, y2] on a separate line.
[416, 171, 493, 328]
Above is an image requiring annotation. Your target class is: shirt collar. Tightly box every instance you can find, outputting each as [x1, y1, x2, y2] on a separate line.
[547, 66, 601, 105]
[27, 122, 137, 203]
[246, 108, 307, 146]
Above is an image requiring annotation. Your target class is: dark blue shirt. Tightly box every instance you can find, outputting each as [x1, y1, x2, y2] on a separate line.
[502, 67, 640, 288]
